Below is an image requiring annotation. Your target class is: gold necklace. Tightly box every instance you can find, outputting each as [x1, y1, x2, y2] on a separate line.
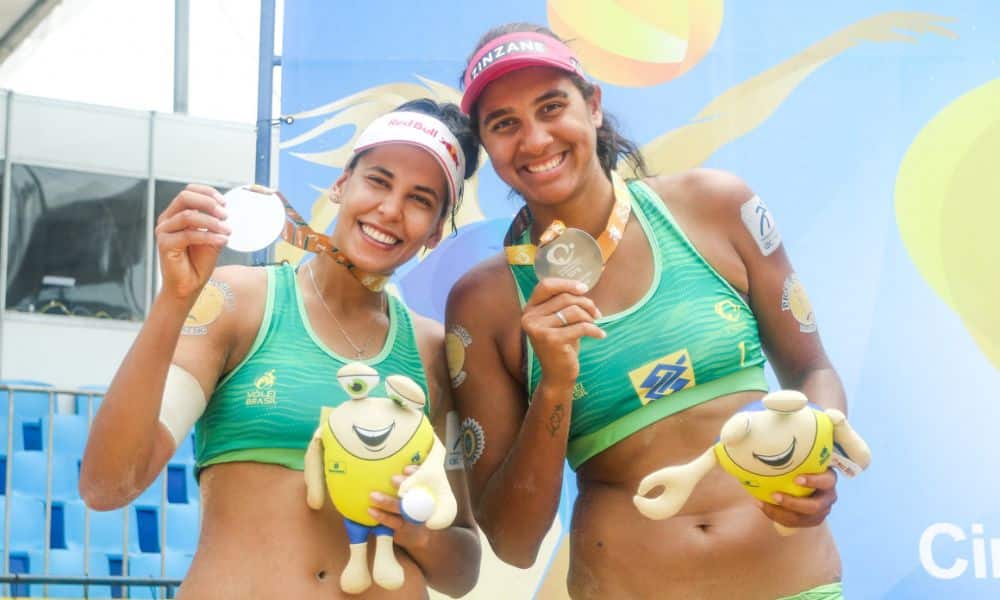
[307, 262, 386, 359]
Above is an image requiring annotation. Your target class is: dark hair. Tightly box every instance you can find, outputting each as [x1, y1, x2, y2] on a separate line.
[347, 99, 480, 232]
[462, 23, 648, 179]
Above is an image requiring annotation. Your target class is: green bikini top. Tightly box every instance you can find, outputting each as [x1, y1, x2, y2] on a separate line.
[507, 179, 769, 469]
[194, 263, 429, 474]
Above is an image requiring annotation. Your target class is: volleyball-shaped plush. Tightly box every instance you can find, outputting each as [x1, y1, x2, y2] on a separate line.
[547, 0, 723, 87]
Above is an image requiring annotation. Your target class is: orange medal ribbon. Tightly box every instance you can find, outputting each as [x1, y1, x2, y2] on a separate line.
[504, 171, 632, 267]
[272, 188, 390, 292]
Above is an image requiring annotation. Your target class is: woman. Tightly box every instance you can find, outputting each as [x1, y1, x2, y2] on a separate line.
[446, 24, 848, 599]
[79, 100, 481, 599]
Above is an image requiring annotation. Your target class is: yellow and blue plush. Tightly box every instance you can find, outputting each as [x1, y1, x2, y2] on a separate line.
[305, 363, 456, 594]
[633, 390, 871, 535]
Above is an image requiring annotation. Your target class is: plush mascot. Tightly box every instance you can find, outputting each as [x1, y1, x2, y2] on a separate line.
[633, 390, 871, 535]
[305, 363, 456, 593]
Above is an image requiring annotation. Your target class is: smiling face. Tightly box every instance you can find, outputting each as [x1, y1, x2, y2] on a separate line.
[328, 395, 425, 460]
[330, 144, 449, 274]
[475, 67, 605, 209]
[722, 408, 819, 476]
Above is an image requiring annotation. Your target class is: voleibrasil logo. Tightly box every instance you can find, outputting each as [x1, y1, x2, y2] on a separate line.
[920, 522, 1000, 579]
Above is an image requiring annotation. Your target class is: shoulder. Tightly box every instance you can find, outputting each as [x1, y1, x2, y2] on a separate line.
[410, 310, 445, 354]
[209, 264, 269, 297]
[642, 168, 755, 215]
[206, 264, 271, 345]
[446, 253, 518, 321]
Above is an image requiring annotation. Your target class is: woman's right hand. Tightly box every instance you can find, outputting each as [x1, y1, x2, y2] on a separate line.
[155, 184, 231, 301]
[521, 278, 606, 387]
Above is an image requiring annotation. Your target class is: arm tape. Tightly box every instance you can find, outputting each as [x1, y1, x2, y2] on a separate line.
[159, 364, 208, 447]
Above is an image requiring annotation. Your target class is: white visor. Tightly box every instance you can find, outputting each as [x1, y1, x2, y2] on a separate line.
[353, 111, 466, 209]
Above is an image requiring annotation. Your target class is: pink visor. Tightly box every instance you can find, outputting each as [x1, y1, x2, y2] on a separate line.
[461, 31, 585, 115]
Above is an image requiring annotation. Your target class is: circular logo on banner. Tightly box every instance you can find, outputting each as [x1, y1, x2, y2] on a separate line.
[895, 77, 1000, 370]
[547, 0, 724, 87]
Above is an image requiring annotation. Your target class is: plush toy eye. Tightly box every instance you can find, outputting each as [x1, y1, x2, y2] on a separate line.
[385, 375, 426, 411]
[336, 362, 380, 399]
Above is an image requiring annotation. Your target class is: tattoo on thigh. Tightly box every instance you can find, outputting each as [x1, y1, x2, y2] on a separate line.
[445, 325, 472, 388]
[183, 279, 234, 335]
[547, 404, 566, 436]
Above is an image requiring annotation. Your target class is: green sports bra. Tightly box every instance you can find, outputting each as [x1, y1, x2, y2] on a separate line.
[194, 263, 429, 474]
[508, 179, 769, 469]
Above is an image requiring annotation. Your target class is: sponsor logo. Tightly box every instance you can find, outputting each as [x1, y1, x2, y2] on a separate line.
[245, 369, 278, 406]
[920, 523, 1000, 579]
[629, 349, 696, 405]
[739, 195, 782, 256]
[715, 299, 742, 322]
[440, 139, 460, 167]
[387, 117, 438, 138]
[781, 274, 818, 333]
[470, 39, 549, 80]
[571, 382, 587, 402]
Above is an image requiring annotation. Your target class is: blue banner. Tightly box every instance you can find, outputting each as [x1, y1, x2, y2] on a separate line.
[279, 2, 1000, 597]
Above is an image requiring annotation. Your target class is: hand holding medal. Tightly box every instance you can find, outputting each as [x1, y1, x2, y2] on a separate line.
[220, 184, 390, 291]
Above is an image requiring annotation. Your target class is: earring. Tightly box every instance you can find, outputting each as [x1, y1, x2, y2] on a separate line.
[329, 188, 342, 204]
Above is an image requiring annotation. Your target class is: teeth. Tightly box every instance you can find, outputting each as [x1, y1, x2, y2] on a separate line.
[526, 154, 564, 174]
[361, 224, 399, 245]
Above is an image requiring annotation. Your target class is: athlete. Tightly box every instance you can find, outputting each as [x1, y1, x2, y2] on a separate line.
[80, 100, 481, 599]
[446, 23, 848, 599]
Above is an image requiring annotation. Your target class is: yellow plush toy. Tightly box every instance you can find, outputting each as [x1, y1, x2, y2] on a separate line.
[633, 390, 872, 535]
[304, 363, 457, 593]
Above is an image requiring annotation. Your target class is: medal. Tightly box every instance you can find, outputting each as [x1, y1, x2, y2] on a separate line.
[223, 185, 286, 252]
[505, 171, 633, 291]
[533, 228, 604, 291]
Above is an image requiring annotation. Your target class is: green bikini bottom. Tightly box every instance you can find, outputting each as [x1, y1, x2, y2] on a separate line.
[776, 582, 843, 600]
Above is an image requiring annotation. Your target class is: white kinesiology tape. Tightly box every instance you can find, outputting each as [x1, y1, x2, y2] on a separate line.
[159, 364, 208, 447]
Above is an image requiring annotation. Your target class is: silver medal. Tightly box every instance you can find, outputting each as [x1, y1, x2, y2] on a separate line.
[534, 228, 603, 291]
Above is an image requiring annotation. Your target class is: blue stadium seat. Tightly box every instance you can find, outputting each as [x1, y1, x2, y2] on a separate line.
[125, 551, 190, 598]
[167, 462, 200, 504]
[46, 548, 87, 599]
[42, 414, 90, 456]
[7, 550, 42, 598]
[10, 450, 78, 500]
[73, 385, 107, 416]
[164, 503, 200, 554]
[134, 505, 161, 553]
[87, 552, 116, 598]
[19, 417, 43, 451]
[0, 379, 56, 419]
[0, 495, 46, 551]
[65, 500, 141, 553]
[0, 416, 29, 456]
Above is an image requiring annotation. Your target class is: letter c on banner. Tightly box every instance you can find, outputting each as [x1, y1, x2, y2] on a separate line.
[920, 522, 968, 579]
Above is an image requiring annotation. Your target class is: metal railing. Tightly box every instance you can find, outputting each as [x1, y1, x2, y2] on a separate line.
[1, 383, 187, 599]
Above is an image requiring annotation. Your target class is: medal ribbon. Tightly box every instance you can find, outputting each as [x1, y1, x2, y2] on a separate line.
[266, 186, 390, 292]
[504, 171, 632, 267]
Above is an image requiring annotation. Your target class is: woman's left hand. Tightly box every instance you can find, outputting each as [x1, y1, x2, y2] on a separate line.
[367, 465, 432, 550]
[758, 469, 838, 528]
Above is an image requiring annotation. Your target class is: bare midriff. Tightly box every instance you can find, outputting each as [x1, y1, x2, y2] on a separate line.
[178, 462, 429, 600]
[568, 391, 841, 600]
